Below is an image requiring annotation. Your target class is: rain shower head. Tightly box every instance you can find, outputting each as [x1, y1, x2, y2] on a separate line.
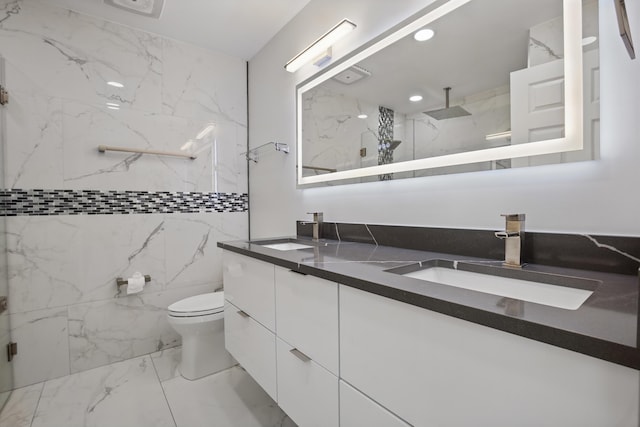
[423, 87, 470, 120]
[388, 140, 402, 150]
[103, 0, 165, 19]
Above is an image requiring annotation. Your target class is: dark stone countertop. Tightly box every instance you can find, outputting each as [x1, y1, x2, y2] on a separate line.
[217, 236, 640, 370]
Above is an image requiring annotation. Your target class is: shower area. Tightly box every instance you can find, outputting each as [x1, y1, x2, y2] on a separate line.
[0, 0, 248, 405]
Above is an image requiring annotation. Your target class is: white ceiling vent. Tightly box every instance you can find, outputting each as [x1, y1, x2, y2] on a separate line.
[331, 65, 371, 85]
[103, 0, 165, 19]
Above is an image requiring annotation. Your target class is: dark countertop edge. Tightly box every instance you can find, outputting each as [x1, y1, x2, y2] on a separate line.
[218, 242, 640, 370]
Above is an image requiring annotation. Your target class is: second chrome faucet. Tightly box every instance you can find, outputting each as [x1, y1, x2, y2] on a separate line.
[300, 212, 323, 241]
[495, 214, 525, 268]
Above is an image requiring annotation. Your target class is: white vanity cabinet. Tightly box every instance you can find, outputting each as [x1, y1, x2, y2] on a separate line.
[275, 267, 339, 374]
[340, 380, 410, 427]
[274, 267, 339, 426]
[222, 251, 277, 399]
[276, 339, 339, 427]
[224, 301, 277, 399]
[223, 250, 639, 427]
[222, 250, 275, 331]
[339, 284, 639, 427]
[222, 251, 340, 426]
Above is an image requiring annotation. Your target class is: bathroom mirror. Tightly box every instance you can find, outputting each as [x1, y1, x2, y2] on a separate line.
[297, 0, 600, 185]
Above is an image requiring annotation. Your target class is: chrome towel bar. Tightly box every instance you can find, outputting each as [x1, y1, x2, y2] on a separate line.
[98, 145, 196, 160]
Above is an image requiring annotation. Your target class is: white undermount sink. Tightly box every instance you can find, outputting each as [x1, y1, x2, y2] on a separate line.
[260, 242, 314, 251]
[402, 267, 594, 310]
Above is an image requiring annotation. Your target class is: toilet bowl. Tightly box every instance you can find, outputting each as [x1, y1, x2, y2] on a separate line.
[167, 291, 234, 380]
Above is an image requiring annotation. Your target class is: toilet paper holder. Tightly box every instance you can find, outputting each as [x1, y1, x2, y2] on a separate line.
[116, 275, 151, 288]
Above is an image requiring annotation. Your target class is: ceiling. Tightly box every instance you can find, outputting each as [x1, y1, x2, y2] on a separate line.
[31, 0, 311, 60]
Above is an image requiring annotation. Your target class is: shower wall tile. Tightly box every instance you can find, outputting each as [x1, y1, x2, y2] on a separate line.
[61, 100, 215, 192]
[68, 283, 215, 373]
[6, 216, 85, 314]
[6, 214, 166, 314]
[0, 0, 247, 193]
[164, 212, 247, 289]
[78, 214, 167, 297]
[6, 212, 245, 314]
[215, 123, 249, 194]
[160, 38, 247, 194]
[0, 0, 163, 111]
[9, 307, 70, 388]
[4, 91, 63, 189]
[160, 38, 246, 125]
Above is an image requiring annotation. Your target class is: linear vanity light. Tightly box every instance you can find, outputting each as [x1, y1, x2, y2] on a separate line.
[285, 19, 357, 72]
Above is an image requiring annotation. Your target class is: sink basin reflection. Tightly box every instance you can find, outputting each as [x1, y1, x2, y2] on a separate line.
[261, 242, 314, 251]
[388, 260, 598, 310]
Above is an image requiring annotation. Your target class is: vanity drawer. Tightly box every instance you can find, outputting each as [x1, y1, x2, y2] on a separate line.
[276, 338, 338, 427]
[224, 301, 276, 400]
[275, 267, 339, 375]
[223, 250, 275, 331]
[340, 380, 410, 427]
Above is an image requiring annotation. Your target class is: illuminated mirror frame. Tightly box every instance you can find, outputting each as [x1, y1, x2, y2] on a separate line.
[296, 0, 583, 185]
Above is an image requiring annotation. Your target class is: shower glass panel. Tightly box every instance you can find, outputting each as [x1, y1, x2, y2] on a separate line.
[0, 53, 13, 410]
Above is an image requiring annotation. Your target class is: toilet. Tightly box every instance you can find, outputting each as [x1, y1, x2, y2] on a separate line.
[167, 291, 234, 380]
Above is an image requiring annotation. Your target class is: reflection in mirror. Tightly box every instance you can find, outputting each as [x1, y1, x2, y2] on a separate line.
[298, 0, 599, 185]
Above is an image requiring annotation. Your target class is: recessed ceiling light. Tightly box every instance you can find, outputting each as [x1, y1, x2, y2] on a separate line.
[107, 106, 120, 110]
[409, 95, 423, 102]
[414, 28, 435, 42]
[106, 102, 120, 107]
[581, 36, 597, 46]
[357, 114, 368, 119]
[107, 81, 124, 88]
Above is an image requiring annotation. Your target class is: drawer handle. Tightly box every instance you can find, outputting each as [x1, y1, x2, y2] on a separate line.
[290, 348, 311, 362]
[289, 269, 307, 276]
[237, 310, 251, 318]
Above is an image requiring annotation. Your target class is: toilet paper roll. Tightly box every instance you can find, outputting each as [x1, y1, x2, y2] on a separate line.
[127, 272, 146, 295]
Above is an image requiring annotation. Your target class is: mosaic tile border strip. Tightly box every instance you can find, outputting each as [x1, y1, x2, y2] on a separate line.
[0, 189, 248, 216]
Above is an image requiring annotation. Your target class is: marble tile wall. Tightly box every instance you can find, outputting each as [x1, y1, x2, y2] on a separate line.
[0, 0, 249, 387]
[301, 86, 378, 176]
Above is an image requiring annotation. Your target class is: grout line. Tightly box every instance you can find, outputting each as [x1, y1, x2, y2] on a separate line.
[149, 353, 178, 427]
[29, 382, 45, 427]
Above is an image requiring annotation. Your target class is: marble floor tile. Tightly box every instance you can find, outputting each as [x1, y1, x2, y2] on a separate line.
[31, 356, 175, 427]
[162, 366, 296, 427]
[150, 346, 182, 382]
[0, 383, 43, 427]
[0, 383, 44, 427]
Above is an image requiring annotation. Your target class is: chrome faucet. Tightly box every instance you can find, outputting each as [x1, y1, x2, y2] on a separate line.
[495, 214, 525, 268]
[301, 212, 323, 241]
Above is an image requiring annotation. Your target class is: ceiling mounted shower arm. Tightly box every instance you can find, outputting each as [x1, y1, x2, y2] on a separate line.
[242, 141, 289, 163]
